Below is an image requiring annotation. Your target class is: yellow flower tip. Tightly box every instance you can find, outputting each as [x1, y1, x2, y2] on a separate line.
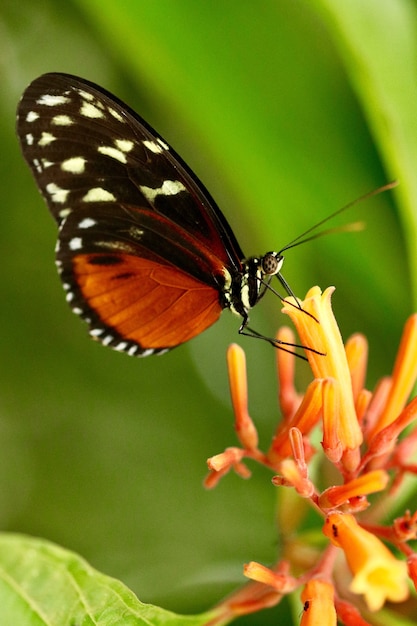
[323, 513, 409, 611]
[300, 579, 336, 626]
[350, 557, 409, 611]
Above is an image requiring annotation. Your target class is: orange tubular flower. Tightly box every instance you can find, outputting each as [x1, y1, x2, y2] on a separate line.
[243, 561, 296, 593]
[226, 343, 258, 450]
[268, 378, 324, 462]
[282, 287, 363, 472]
[318, 470, 389, 510]
[323, 513, 409, 611]
[369, 314, 417, 438]
[205, 287, 417, 623]
[300, 579, 337, 626]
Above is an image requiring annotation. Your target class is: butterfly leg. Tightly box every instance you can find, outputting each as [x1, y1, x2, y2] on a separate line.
[237, 316, 324, 360]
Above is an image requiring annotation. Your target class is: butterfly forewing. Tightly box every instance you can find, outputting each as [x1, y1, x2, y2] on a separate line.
[17, 73, 246, 355]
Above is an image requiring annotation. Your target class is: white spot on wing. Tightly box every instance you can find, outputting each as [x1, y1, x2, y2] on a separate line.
[115, 138, 134, 152]
[69, 237, 82, 251]
[78, 217, 96, 229]
[143, 140, 164, 154]
[139, 180, 186, 202]
[61, 156, 87, 173]
[38, 132, 56, 146]
[77, 89, 94, 101]
[52, 114, 74, 126]
[114, 342, 128, 352]
[98, 145, 127, 163]
[26, 111, 39, 122]
[140, 349, 156, 357]
[90, 328, 105, 337]
[80, 101, 105, 119]
[25, 133, 34, 146]
[46, 183, 69, 203]
[82, 187, 116, 203]
[33, 159, 42, 173]
[37, 94, 71, 106]
[108, 107, 124, 122]
[58, 208, 72, 219]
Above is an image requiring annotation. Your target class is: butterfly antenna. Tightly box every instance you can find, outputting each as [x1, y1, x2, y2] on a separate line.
[278, 181, 398, 255]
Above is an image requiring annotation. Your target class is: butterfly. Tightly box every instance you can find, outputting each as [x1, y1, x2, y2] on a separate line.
[16, 73, 308, 357]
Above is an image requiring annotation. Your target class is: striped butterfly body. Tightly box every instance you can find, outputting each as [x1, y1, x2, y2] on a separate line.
[17, 73, 289, 357]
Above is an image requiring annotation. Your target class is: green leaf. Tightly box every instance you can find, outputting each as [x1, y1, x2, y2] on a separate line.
[0, 533, 214, 626]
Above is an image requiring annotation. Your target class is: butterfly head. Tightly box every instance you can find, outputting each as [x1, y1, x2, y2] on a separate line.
[226, 251, 285, 320]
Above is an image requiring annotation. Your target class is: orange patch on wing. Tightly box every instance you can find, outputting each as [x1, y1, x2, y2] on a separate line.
[72, 253, 223, 348]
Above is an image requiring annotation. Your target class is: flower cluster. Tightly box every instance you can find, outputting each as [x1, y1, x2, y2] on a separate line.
[205, 287, 417, 625]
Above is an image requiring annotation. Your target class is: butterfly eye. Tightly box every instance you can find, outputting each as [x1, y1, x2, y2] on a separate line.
[261, 252, 284, 276]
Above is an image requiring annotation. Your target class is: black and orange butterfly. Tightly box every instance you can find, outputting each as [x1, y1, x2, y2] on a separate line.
[17, 74, 394, 357]
[17, 73, 306, 357]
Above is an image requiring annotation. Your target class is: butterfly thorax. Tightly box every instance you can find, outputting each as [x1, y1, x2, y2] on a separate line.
[226, 251, 284, 318]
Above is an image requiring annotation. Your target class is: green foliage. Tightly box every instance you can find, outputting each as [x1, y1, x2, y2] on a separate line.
[0, 533, 213, 625]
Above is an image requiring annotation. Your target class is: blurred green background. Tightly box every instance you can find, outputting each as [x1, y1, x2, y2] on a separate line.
[2, 1, 417, 623]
